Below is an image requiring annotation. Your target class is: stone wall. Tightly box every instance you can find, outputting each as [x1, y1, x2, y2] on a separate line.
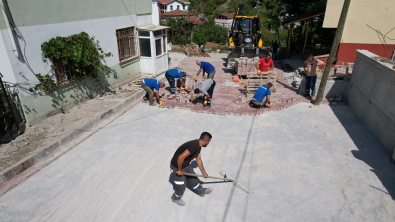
[346, 50, 395, 159]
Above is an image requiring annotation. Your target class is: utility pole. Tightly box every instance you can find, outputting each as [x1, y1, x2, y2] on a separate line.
[315, 0, 352, 105]
[391, 47, 395, 61]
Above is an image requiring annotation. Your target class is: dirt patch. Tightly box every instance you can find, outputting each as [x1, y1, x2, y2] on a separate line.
[0, 83, 142, 172]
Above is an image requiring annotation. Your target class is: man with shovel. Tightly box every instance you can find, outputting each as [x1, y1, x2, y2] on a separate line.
[170, 132, 214, 206]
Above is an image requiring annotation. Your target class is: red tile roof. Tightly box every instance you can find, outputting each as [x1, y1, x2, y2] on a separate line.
[161, 9, 193, 16]
[159, 0, 189, 4]
[185, 17, 208, 25]
[221, 13, 235, 18]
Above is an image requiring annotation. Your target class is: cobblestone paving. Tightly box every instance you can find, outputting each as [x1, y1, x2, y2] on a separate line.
[145, 57, 329, 115]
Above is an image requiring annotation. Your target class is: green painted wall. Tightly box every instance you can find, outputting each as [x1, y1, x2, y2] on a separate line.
[5, 0, 151, 27]
[0, 9, 5, 30]
[135, 0, 152, 15]
[20, 57, 141, 125]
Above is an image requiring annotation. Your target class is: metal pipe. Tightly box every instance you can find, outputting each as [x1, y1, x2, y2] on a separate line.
[315, 0, 352, 105]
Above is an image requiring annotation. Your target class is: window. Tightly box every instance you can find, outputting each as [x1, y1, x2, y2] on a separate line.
[139, 38, 151, 57]
[52, 59, 73, 84]
[139, 31, 150, 37]
[177, 5, 179, 10]
[154, 30, 162, 36]
[155, 39, 162, 56]
[170, 5, 173, 10]
[183, 5, 185, 10]
[116, 27, 137, 62]
[215, 22, 220, 26]
[163, 36, 166, 54]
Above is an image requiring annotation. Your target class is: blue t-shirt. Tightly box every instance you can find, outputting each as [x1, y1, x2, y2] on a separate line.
[167, 69, 183, 79]
[200, 61, 215, 73]
[253, 85, 271, 102]
[143, 79, 161, 91]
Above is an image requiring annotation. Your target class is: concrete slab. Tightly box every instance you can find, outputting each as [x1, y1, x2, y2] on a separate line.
[0, 103, 394, 221]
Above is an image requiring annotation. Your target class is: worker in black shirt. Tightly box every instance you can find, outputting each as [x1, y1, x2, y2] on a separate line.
[170, 132, 213, 206]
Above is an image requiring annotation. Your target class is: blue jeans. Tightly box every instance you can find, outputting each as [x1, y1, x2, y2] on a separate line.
[165, 72, 176, 94]
[305, 76, 317, 96]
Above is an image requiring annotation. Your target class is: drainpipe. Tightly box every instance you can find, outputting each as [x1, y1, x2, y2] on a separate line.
[0, 1, 19, 57]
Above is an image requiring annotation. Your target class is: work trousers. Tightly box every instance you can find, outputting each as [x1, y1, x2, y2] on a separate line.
[205, 69, 216, 79]
[141, 82, 154, 104]
[273, 50, 278, 60]
[165, 72, 176, 94]
[305, 76, 317, 96]
[206, 80, 216, 106]
[250, 97, 267, 108]
[170, 165, 204, 200]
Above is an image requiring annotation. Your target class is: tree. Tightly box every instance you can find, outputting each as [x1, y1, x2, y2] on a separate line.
[193, 31, 207, 47]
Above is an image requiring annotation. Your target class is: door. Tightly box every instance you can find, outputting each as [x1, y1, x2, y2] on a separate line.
[154, 30, 168, 75]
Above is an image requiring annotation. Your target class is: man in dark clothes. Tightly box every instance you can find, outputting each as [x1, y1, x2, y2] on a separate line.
[170, 132, 213, 206]
[272, 41, 279, 60]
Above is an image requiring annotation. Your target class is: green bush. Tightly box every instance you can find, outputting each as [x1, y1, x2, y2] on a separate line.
[193, 31, 207, 47]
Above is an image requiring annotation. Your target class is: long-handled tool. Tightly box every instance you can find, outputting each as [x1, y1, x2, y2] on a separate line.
[183, 172, 252, 194]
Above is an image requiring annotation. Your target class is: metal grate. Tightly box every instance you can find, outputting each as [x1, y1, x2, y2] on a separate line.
[116, 27, 138, 62]
[0, 73, 21, 142]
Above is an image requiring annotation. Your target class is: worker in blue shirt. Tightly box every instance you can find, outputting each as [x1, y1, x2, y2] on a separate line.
[141, 78, 165, 106]
[165, 69, 188, 94]
[249, 83, 273, 108]
[194, 60, 216, 80]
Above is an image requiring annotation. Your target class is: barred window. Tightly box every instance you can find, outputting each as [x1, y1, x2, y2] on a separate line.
[116, 27, 137, 62]
[52, 59, 73, 85]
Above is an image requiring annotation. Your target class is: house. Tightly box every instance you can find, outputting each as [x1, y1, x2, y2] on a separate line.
[323, 0, 395, 64]
[0, 0, 169, 124]
[161, 9, 193, 21]
[158, 0, 190, 14]
[185, 16, 209, 26]
[215, 13, 235, 30]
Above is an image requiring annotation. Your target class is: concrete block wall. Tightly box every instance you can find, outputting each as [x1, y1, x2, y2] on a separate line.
[346, 50, 395, 158]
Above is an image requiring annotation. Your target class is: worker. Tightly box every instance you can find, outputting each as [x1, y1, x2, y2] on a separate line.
[165, 69, 188, 94]
[170, 132, 214, 206]
[272, 41, 279, 60]
[255, 54, 274, 74]
[249, 83, 273, 108]
[141, 78, 165, 106]
[194, 78, 216, 109]
[194, 60, 216, 80]
[303, 54, 326, 97]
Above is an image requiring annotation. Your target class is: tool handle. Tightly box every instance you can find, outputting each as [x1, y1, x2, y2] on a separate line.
[183, 172, 234, 181]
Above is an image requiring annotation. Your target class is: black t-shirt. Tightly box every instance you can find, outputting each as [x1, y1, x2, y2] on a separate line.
[272, 42, 279, 51]
[171, 139, 201, 168]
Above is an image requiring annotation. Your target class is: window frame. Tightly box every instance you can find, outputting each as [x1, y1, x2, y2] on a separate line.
[116, 26, 138, 63]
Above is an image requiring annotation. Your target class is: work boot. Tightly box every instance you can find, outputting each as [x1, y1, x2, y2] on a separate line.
[149, 103, 156, 106]
[203, 105, 211, 109]
[172, 198, 186, 206]
[199, 187, 214, 197]
[143, 97, 148, 101]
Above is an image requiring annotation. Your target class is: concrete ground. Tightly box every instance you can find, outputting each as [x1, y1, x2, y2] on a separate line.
[1, 102, 395, 221]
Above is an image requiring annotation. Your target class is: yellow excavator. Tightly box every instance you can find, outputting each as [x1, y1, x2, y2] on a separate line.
[226, 4, 271, 68]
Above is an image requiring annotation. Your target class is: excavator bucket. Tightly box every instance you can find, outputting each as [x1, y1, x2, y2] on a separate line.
[226, 46, 271, 69]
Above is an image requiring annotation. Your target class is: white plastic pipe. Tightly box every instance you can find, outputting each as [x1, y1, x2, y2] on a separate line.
[0, 2, 19, 57]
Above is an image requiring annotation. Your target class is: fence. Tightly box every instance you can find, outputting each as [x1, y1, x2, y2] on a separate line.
[0, 73, 25, 143]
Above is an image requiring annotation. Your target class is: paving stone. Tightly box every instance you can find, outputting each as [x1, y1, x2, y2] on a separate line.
[151, 57, 329, 115]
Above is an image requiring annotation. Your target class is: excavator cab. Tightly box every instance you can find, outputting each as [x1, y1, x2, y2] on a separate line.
[227, 4, 271, 68]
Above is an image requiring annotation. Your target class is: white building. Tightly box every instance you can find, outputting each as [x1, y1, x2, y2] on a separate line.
[158, 0, 190, 14]
[0, 0, 168, 124]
